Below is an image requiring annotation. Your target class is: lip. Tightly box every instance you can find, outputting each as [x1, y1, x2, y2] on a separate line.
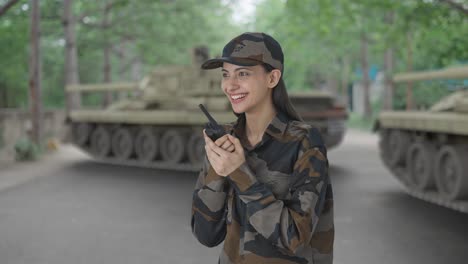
[229, 93, 248, 104]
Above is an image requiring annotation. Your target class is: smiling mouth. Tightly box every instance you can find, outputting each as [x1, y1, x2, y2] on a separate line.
[229, 93, 248, 104]
[230, 93, 248, 100]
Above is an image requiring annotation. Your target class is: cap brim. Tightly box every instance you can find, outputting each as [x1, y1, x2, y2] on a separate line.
[201, 57, 260, 70]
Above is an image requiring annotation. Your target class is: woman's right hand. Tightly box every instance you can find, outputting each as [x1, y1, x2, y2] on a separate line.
[204, 130, 235, 152]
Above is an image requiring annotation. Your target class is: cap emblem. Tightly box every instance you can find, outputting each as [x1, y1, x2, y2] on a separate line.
[233, 43, 245, 52]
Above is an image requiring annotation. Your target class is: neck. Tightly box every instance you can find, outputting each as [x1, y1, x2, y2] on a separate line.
[244, 101, 276, 142]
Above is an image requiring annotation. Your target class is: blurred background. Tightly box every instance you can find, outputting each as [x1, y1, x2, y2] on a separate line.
[1, 0, 466, 112]
[0, 0, 468, 264]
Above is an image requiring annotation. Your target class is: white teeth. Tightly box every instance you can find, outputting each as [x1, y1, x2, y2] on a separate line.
[231, 94, 247, 100]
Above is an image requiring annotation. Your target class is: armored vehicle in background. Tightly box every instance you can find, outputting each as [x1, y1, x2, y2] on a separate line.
[374, 65, 468, 213]
[66, 48, 347, 171]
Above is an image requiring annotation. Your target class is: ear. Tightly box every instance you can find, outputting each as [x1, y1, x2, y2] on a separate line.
[267, 69, 282, 89]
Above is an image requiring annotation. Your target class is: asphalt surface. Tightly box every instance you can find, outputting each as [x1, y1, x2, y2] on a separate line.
[0, 129, 467, 264]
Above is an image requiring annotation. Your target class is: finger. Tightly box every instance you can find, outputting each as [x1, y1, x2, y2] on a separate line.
[205, 141, 220, 157]
[203, 129, 213, 144]
[226, 145, 235, 152]
[214, 135, 229, 147]
[227, 135, 243, 154]
[206, 136, 229, 157]
[227, 134, 241, 146]
[205, 144, 223, 165]
[205, 144, 219, 160]
[207, 138, 231, 158]
[220, 140, 233, 150]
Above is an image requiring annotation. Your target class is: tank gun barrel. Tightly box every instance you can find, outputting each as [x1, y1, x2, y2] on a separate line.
[66, 82, 139, 93]
[393, 65, 468, 83]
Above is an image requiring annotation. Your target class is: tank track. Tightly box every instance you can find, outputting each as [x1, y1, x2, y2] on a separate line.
[388, 164, 468, 214]
[377, 127, 468, 214]
[69, 122, 205, 173]
[75, 145, 201, 172]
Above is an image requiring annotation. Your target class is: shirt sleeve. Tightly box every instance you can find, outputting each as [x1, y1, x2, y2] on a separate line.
[227, 128, 330, 255]
[191, 155, 229, 247]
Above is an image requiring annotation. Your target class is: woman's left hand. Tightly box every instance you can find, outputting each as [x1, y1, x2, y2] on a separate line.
[203, 131, 245, 177]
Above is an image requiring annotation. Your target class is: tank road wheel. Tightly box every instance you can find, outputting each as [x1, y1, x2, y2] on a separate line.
[135, 127, 159, 162]
[111, 127, 134, 160]
[435, 145, 468, 200]
[378, 129, 391, 166]
[90, 125, 112, 158]
[72, 122, 91, 146]
[386, 130, 410, 167]
[187, 133, 205, 167]
[160, 129, 186, 164]
[405, 142, 436, 191]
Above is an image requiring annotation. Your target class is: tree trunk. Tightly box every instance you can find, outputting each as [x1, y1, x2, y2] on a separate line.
[406, 31, 414, 110]
[326, 76, 338, 97]
[438, 0, 468, 16]
[340, 55, 350, 108]
[360, 32, 371, 119]
[0, 87, 6, 108]
[0, 0, 21, 17]
[29, 0, 42, 145]
[383, 11, 394, 111]
[102, 1, 113, 107]
[63, 0, 81, 116]
[117, 40, 127, 100]
[131, 57, 142, 81]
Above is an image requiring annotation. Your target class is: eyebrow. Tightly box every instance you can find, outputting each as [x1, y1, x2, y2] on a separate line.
[221, 67, 253, 72]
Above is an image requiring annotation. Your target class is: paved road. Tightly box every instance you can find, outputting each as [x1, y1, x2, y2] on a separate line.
[0, 129, 467, 264]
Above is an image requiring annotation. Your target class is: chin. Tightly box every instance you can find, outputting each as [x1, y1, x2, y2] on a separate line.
[231, 104, 248, 115]
[231, 107, 244, 115]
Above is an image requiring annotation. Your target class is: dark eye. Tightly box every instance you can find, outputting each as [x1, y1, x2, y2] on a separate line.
[222, 73, 229, 78]
[239, 71, 249, 77]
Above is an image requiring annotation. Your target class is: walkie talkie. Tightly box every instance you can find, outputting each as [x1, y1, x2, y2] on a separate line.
[199, 104, 226, 141]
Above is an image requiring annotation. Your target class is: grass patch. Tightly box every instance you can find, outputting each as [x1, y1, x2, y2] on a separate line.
[14, 137, 44, 161]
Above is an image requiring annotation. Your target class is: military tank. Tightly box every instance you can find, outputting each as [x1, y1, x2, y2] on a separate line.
[374, 65, 468, 213]
[66, 48, 348, 171]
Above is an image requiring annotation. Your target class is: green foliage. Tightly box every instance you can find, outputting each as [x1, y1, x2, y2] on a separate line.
[252, 0, 468, 118]
[393, 81, 458, 110]
[0, 2, 29, 108]
[348, 99, 381, 131]
[1, 0, 239, 108]
[1, 0, 467, 114]
[14, 137, 41, 161]
[347, 112, 375, 131]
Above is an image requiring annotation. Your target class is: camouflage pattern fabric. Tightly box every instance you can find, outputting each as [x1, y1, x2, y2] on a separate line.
[201, 32, 284, 72]
[191, 112, 334, 264]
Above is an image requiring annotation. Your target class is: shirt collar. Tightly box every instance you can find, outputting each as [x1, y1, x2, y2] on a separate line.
[265, 111, 289, 139]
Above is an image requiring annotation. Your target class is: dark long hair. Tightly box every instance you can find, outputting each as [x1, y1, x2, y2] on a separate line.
[233, 63, 302, 122]
[264, 64, 303, 122]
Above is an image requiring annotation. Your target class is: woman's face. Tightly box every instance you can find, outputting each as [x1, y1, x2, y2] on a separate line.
[221, 62, 278, 114]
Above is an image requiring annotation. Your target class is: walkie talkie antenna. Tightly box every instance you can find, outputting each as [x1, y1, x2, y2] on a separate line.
[199, 103, 226, 141]
[199, 104, 219, 126]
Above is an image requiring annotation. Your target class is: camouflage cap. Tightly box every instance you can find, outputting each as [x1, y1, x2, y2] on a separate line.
[201, 32, 284, 72]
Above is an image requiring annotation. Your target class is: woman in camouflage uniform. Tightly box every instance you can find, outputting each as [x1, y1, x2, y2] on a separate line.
[191, 32, 334, 264]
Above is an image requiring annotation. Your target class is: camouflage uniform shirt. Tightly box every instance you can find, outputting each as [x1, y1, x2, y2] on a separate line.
[191, 111, 334, 264]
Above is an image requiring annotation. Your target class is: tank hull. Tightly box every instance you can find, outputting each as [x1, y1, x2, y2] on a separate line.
[376, 111, 468, 213]
[68, 107, 347, 172]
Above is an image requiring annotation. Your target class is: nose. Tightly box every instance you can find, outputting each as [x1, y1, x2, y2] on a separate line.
[223, 75, 240, 93]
